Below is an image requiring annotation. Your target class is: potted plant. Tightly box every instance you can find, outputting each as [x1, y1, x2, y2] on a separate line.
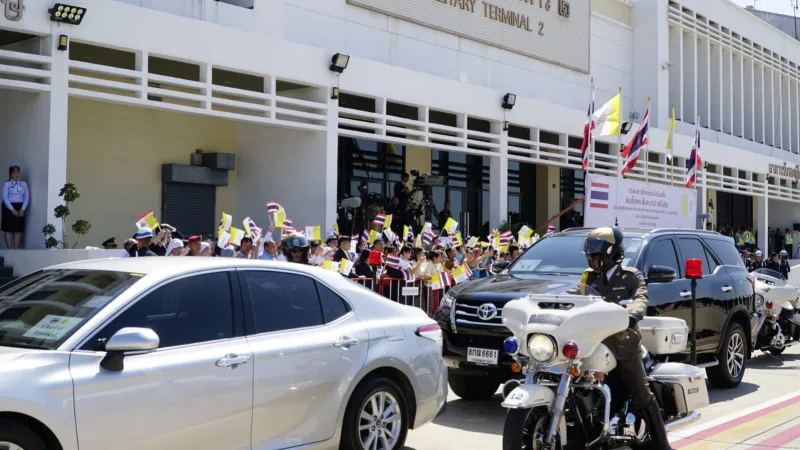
[42, 183, 91, 249]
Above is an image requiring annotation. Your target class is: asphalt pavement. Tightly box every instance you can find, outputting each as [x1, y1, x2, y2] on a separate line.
[405, 344, 800, 449]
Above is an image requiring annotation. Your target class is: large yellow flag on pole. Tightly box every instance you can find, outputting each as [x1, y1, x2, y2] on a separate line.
[593, 93, 621, 136]
[665, 104, 676, 161]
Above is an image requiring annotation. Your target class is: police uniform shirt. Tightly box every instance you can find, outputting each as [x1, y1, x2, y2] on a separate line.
[2, 179, 29, 210]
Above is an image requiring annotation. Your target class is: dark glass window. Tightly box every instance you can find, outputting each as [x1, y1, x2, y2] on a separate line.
[644, 239, 681, 275]
[241, 271, 324, 334]
[317, 282, 351, 323]
[677, 238, 712, 275]
[83, 272, 234, 350]
[706, 239, 745, 268]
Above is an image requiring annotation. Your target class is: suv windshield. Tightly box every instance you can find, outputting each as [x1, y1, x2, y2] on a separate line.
[0, 269, 142, 349]
[509, 235, 643, 275]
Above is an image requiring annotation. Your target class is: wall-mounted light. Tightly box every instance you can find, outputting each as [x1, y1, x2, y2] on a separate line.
[620, 122, 634, 135]
[329, 53, 350, 74]
[331, 86, 340, 100]
[49, 3, 86, 25]
[502, 93, 516, 110]
[503, 120, 509, 131]
[57, 35, 69, 51]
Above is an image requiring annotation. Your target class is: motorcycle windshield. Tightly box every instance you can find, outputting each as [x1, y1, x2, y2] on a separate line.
[753, 268, 787, 284]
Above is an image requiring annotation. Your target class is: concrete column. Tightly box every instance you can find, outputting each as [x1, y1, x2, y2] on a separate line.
[757, 180, 768, 252]
[42, 35, 69, 248]
[324, 92, 339, 233]
[489, 122, 508, 228]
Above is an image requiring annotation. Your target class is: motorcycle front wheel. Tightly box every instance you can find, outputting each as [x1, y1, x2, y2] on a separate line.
[503, 406, 563, 450]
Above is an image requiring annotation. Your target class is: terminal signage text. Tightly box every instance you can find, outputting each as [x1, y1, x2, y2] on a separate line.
[347, 0, 589, 73]
[2, 0, 23, 21]
[769, 163, 800, 180]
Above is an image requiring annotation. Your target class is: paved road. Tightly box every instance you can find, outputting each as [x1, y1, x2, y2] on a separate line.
[406, 345, 800, 449]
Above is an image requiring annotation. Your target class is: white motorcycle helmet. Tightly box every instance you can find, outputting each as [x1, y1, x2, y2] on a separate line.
[755, 250, 763, 257]
[780, 250, 788, 257]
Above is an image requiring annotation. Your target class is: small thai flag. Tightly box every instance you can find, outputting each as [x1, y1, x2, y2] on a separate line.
[464, 265, 473, 278]
[546, 224, 556, 236]
[500, 230, 514, 242]
[439, 271, 454, 287]
[361, 229, 370, 243]
[423, 231, 435, 247]
[402, 269, 416, 281]
[386, 255, 401, 269]
[266, 201, 280, 214]
[588, 181, 610, 209]
[373, 214, 386, 227]
[284, 217, 293, 227]
[282, 226, 296, 236]
[406, 227, 414, 240]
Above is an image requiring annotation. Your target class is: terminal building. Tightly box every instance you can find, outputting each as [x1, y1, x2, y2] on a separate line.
[0, 0, 799, 257]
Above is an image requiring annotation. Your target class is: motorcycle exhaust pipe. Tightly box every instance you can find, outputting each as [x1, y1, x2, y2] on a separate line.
[501, 379, 521, 400]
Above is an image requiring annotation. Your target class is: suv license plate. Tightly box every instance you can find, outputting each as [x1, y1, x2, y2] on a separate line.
[467, 347, 499, 365]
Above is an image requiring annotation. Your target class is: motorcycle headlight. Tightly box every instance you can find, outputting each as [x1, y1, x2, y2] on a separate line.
[527, 334, 556, 362]
[441, 291, 456, 308]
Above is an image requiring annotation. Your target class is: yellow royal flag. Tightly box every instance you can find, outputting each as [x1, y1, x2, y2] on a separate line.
[135, 210, 159, 231]
[275, 207, 286, 228]
[666, 105, 676, 161]
[430, 273, 443, 290]
[416, 233, 423, 247]
[333, 223, 339, 235]
[403, 225, 409, 242]
[481, 241, 489, 248]
[384, 214, 393, 230]
[593, 93, 621, 136]
[229, 227, 245, 246]
[455, 232, 463, 247]
[518, 225, 534, 241]
[305, 226, 322, 241]
[322, 260, 339, 272]
[368, 230, 379, 244]
[443, 217, 459, 234]
[220, 213, 232, 231]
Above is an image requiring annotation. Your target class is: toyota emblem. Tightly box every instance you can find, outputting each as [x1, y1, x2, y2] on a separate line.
[477, 303, 498, 321]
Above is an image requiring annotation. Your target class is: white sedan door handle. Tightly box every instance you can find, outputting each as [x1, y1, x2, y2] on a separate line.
[216, 354, 251, 368]
[334, 337, 360, 348]
[721, 285, 733, 293]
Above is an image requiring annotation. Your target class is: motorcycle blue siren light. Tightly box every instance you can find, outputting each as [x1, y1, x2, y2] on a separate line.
[503, 337, 519, 355]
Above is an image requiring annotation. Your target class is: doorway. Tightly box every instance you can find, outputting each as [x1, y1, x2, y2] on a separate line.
[431, 151, 488, 237]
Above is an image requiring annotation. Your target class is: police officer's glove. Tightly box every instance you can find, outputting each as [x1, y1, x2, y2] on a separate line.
[628, 311, 644, 329]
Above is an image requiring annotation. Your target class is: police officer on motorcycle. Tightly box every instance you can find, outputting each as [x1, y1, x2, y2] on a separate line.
[581, 227, 672, 450]
[282, 233, 311, 264]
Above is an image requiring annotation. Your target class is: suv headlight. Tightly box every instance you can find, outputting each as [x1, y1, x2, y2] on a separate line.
[527, 334, 556, 362]
[441, 291, 456, 308]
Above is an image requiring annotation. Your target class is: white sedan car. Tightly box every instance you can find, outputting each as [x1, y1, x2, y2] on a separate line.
[0, 258, 447, 450]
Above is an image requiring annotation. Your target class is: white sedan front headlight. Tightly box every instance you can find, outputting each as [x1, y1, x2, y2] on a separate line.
[527, 334, 556, 362]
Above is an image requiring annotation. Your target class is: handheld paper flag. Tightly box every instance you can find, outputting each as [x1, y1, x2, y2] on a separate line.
[135, 210, 159, 231]
[305, 226, 322, 241]
[266, 201, 281, 214]
[322, 260, 340, 272]
[220, 213, 233, 232]
[243, 217, 262, 240]
[383, 214, 393, 230]
[368, 251, 383, 265]
[443, 217, 459, 234]
[373, 214, 386, 227]
[452, 265, 470, 284]
[339, 259, 354, 276]
[229, 227, 245, 246]
[217, 230, 231, 249]
[386, 255, 401, 269]
[368, 230, 379, 244]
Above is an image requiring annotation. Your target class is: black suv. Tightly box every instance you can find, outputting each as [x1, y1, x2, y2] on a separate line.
[434, 228, 757, 400]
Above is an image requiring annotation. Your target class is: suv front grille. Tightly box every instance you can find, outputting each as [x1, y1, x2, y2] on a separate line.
[454, 299, 506, 328]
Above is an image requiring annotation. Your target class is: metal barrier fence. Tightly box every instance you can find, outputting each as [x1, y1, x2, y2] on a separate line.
[351, 277, 450, 317]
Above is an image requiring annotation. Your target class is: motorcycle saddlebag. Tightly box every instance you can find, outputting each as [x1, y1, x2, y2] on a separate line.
[638, 317, 689, 355]
[648, 363, 709, 413]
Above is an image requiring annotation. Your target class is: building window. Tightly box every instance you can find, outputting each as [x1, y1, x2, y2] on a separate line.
[338, 137, 405, 202]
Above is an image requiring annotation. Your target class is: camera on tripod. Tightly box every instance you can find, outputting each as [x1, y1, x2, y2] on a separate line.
[410, 170, 444, 187]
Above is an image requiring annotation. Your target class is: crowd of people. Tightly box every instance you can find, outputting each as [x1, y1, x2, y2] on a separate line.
[110, 219, 534, 288]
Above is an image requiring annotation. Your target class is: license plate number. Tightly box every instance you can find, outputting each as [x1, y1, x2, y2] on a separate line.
[466, 347, 499, 365]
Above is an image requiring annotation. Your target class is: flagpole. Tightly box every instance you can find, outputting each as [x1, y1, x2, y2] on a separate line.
[699, 112, 707, 230]
[615, 86, 622, 227]
[669, 104, 675, 187]
[645, 96, 651, 183]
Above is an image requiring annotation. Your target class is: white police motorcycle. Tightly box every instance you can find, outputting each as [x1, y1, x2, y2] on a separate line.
[499, 284, 708, 449]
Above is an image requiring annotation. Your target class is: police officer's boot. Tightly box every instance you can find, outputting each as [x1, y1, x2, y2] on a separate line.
[641, 398, 673, 450]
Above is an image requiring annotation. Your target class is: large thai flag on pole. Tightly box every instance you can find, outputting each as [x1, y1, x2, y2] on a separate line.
[685, 124, 701, 188]
[579, 80, 595, 171]
[621, 108, 649, 176]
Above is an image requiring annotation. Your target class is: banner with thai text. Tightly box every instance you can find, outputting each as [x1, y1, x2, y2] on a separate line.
[584, 174, 698, 229]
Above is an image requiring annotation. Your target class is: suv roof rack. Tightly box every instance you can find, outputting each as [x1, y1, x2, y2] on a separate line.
[649, 228, 721, 236]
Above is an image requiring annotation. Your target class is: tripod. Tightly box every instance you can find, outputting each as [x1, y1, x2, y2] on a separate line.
[417, 196, 440, 229]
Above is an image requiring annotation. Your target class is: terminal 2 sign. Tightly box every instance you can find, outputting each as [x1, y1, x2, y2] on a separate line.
[347, 0, 590, 73]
